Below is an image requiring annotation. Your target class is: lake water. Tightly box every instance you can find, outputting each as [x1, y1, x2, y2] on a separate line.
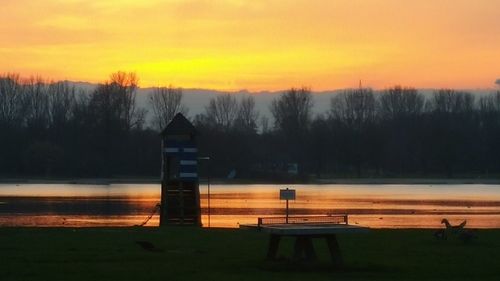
[1, 183, 500, 228]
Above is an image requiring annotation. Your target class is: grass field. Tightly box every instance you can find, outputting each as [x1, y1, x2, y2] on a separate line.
[1, 227, 499, 281]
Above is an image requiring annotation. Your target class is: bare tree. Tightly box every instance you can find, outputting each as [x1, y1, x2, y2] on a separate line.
[259, 116, 270, 134]
[329, 87, 377, 176]
[47, 82, 77, 129]
[269, 87, 313, 174]
[426, 89, 476, 178]
[23, 76, 50, 129]
[205, 93, 239, 130]
[89, 71, 146, 131]
[478, 91, 500, 114]
[330, 87, 376, 130]
[270, 87, 313, 135]
[235, 95, 259, 132]
[379, 86, 424, 120]
[428, 89, 475, 114]
[71, 89, 91, 128]
[111, 71, 145, 129]
[0, 73, 27, 127]
[149, 86, 188, 131]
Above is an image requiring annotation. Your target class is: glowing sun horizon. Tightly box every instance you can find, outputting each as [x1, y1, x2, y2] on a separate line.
[1, 0, 500, 91]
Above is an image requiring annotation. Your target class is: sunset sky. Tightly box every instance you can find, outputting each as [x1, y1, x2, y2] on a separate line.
[1, 0, 500, 91]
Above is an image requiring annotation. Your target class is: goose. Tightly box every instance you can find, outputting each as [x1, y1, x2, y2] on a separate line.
[441, 219, 466, 232]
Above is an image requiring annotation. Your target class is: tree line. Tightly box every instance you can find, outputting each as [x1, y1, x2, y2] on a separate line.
[1, 72, 500, 180]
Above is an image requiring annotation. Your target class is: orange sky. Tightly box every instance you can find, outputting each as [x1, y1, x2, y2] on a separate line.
[1, 0, 500, 91]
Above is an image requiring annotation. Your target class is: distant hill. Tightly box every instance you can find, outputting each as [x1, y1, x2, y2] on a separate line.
[65, 81, 496, 128]
[66, 82, 344, 126]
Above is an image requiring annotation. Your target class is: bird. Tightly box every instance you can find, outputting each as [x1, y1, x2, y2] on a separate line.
[135, 241, 163, 252]
[441, 219, 466, 233]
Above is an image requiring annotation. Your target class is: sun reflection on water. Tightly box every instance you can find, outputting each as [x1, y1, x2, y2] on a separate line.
[1, 183, 500, 228]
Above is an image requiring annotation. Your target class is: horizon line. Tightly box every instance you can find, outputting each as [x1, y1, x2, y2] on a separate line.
[3, 76, 499, 94]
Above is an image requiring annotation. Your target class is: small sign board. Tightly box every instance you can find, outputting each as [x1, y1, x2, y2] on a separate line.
[280, 188, 296, 200]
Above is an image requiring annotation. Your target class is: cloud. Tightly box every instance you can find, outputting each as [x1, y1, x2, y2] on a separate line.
[496, 79, 500, 86]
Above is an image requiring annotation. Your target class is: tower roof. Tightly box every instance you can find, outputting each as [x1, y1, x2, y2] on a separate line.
[160, 113, 197, 136]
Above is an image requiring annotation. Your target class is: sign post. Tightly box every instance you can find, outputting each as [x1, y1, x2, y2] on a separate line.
[280, 188, 296, 224]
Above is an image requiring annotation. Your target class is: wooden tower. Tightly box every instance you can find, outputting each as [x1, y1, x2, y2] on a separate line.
[160, 113, 201, 226]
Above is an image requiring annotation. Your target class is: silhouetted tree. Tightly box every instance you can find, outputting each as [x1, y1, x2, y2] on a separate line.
[427, 89, 476, 177]
[309, 115, 332, 177]
[0, 74, 27, 128]
[0, 74, 28, 174]
[89, 72, 145, 131]
[270, 87, 313, 176]
[85, 72, 147, 176]
[259, 116, 270, 134]
[270, 87, 313, 136]
[378, 86, 425, 174]
[4, 71, 500, 180]
[379, 86, 424, 120]
[205, 93, 238, 131]
[149, 86, 187, 131]
[234, 95, 259, 133]
[330, 87, 376, 130]
[47, 82, 77, 129]
[24, 76, 50, 132]
[329, 87, 377, 176]
[428, 89, 475, 114]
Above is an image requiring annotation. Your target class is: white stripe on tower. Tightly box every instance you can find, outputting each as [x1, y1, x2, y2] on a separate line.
[180, 172, 198, 178]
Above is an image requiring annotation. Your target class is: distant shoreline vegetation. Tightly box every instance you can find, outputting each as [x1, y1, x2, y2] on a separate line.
[1, 72, 500, 180]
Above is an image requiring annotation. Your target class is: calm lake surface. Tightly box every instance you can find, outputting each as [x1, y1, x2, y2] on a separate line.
[1, 183, 500, 228]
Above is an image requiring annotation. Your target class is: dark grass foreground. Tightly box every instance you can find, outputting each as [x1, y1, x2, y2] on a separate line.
[1, 227, 499, 281]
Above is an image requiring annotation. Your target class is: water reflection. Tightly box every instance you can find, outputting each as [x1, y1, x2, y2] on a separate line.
[1, 183, 500, 228]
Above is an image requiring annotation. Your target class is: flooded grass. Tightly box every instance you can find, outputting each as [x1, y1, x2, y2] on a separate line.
[1, 183, 500, 228]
